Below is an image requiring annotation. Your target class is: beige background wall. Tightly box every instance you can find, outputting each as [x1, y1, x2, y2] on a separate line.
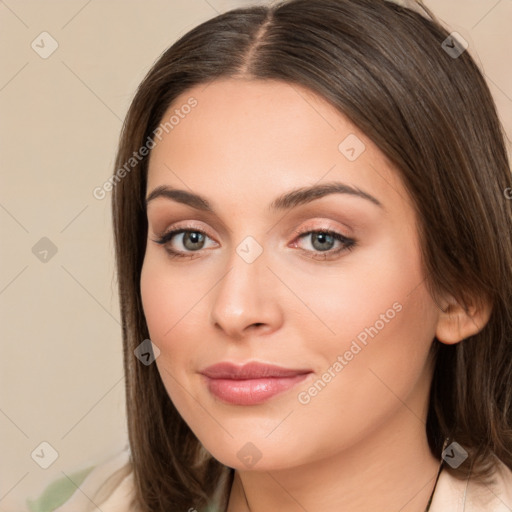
[1, 0, 510, 509]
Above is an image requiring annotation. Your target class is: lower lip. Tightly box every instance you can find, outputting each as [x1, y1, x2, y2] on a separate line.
[202, 374, 311, 405]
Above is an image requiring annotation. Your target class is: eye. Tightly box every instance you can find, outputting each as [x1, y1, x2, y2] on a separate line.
[291, 229, 357, 260]
[151, 226, 217, 259]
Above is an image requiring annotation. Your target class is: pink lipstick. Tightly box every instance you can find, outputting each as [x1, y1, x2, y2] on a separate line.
[199, 361, 312, 405]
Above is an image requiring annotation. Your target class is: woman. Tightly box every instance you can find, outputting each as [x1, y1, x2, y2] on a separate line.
[28, 0, 512, 510]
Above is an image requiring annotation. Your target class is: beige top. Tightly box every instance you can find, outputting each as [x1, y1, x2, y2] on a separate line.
[49, 447, 512, 512]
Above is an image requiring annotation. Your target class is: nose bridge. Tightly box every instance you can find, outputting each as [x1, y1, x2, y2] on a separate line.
[209, 235, 282, 338]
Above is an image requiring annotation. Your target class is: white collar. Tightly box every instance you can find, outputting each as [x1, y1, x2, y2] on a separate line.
[430, 459, 512, 511]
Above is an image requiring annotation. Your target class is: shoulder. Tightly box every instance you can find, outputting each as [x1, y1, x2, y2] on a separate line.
[431, 456, 512, 511]
[27, 445, 139, 512]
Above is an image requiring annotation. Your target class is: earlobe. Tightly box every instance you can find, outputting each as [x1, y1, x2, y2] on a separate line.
[434, 293, 492, 345]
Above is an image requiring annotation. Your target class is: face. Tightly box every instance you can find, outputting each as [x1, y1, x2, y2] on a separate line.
[140, 78, 441, 471]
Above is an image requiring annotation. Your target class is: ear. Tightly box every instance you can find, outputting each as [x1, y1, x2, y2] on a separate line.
[434, 292, 492, 345]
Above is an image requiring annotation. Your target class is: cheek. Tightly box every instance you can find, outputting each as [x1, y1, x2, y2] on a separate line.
[140, 257, 193, 394]
[295, 231, 437, 412]
[140, 261, 170, 341]
[284, 291, 437, 466]
[140, 254, 206, 385]
[291, 228, 425, 353]
[140, 259, 196, 413]
[140, 254, 201, 342]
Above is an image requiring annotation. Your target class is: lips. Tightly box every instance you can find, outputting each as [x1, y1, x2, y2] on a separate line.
[199, 361, 313, 405]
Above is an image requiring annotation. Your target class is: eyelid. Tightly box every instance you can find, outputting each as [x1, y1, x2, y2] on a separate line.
[289, 219, 353, 239]
[156, 221, 217, 241]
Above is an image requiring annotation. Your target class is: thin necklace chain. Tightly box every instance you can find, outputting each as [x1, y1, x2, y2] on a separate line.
[425, 457, 445, 511]
[424, 437, 450, 512]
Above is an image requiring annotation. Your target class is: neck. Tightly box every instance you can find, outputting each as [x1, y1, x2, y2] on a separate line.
[226, 407, 440, 512]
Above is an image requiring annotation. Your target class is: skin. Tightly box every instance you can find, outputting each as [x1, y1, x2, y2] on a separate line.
[140, 78, 491, 512]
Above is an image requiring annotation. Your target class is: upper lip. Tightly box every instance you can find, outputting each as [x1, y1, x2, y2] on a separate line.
[199, 361, 312, 379]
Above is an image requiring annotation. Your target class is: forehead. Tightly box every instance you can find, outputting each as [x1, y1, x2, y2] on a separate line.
[146, 78, 411, 215]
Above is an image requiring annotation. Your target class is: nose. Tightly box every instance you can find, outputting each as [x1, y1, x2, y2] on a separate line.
[209, 247, 284, 341]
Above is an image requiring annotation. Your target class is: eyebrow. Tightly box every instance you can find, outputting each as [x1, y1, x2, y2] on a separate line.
[145, 181, 384, 212]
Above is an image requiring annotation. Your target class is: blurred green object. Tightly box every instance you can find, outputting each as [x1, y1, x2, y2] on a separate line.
[26, 466, 94, 512]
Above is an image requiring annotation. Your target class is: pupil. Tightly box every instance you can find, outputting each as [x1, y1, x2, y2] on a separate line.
[185, 232, 204, 250]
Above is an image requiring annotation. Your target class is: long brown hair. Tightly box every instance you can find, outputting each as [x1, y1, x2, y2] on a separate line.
[111, 0, 512, 510]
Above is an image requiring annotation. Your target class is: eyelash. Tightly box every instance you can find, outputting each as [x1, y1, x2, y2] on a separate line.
[151, 224, 357, 261]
